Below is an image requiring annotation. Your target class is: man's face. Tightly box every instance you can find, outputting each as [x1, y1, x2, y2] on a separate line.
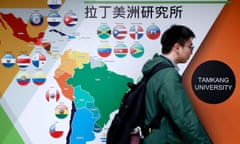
[177, 38, 194, 63]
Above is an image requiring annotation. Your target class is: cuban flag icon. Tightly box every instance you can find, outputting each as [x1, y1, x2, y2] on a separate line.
[64, 11, 78, 27]
[31, 53, 46, 69]
[1, 54, 16, 68]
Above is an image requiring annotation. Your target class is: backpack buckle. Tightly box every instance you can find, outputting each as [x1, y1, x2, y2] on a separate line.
[132, 126, 144, 139]
[148, 128, 152, 134]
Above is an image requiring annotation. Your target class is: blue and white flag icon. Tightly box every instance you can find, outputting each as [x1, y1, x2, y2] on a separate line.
[48, 0, 62, 9]
[1, 54, 16, 68]
[47, 12, 61, 27]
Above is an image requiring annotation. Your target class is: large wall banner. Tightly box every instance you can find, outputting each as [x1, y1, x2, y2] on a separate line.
[183, 0, 240, 143]
[0, 0, 238, 144]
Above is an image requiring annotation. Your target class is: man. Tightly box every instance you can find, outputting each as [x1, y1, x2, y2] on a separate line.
[142, 25, 212, 144]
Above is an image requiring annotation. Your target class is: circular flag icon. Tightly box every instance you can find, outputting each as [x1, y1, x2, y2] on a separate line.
[113, 25, 127, 40]
[1, 54, 16, 68]
[146, 25, 161, 40]
[32, 71, 46, 86]
[29, 13, 43, 26]
[16, 54, 31, 69]
[31, 53, 46, 69]
[97, 43, 112, 57]
[16, 72, 31, 86]
[114, 44, 128, 58]
[55, 104, 69, 119]
[130, 43, 144, 58]
[129, 25, 144, 40]
[47, 12, 61, 27]
[97, 24, 111, 40]
[46, 86, 60, 102]
[48, 0, 62, 9]
[49, 123, 64, 139]
[64, 11, 78, 27]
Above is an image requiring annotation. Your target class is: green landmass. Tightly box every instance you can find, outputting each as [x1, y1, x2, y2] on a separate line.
[67, 63, 133, 127]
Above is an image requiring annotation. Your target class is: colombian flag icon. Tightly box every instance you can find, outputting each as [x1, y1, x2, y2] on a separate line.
[32, 71, 46, 86]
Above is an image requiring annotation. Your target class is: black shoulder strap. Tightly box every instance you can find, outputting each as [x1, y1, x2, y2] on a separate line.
[143, 101, 167, 136]
[143, 62, 172, 82]
[127, 62, 172, 89]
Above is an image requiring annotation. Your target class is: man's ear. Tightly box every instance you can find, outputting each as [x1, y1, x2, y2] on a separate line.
[173, 43, 180, 51]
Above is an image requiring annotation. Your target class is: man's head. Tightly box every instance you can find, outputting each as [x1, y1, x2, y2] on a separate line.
[161, 25, 195, 64]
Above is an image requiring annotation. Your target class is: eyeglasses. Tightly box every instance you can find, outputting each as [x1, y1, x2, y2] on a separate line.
[185, 45, 194, 51]
[189, 46, 194, 50]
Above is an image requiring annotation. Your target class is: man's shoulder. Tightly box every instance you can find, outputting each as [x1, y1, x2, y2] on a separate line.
[154, 66, 180, 82]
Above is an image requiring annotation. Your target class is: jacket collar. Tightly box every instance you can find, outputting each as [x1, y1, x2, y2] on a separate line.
[161, 54, 180, 72]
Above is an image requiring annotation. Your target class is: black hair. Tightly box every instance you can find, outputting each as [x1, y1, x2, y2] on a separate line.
[161, 25, 195, 54]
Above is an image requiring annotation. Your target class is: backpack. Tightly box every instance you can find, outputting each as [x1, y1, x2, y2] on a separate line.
[106, 62, 172, 144]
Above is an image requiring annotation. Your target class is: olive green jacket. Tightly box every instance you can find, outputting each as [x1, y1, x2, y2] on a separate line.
[142, 53, 212, 144]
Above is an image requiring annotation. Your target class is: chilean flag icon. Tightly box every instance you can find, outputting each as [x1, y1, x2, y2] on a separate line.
[49, 123, 64, 138]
